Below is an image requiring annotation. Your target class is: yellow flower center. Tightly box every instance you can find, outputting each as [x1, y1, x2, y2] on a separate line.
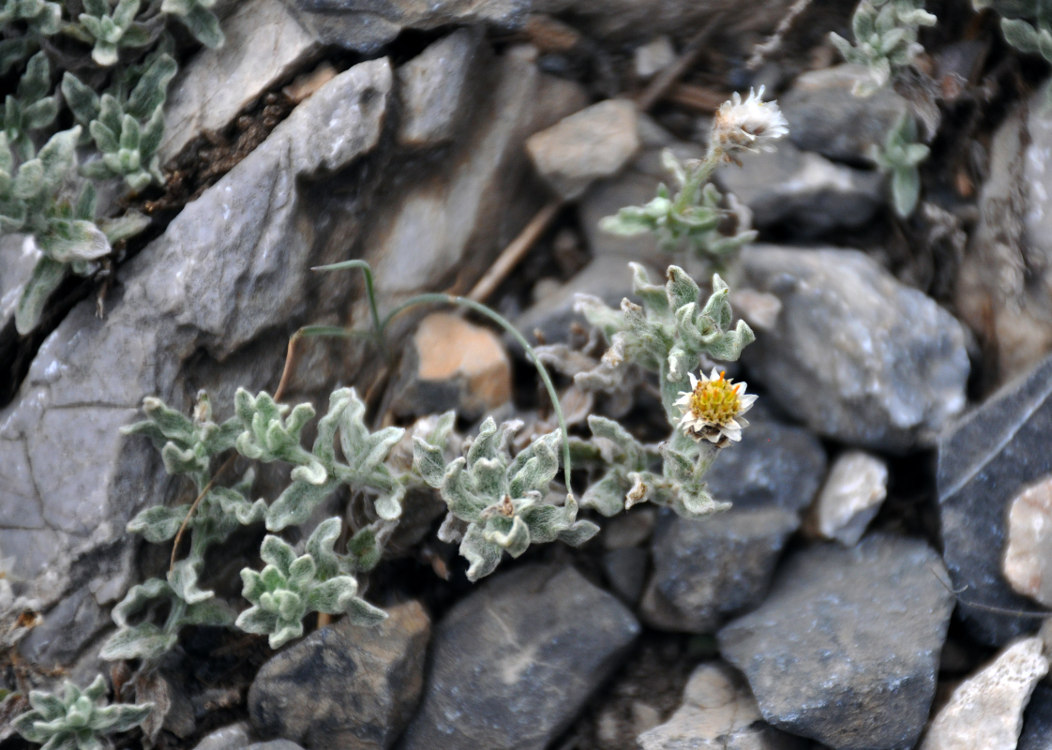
[689, 371, 742, 425]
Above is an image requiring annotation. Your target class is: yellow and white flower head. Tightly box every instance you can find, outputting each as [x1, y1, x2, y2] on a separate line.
[675, 368, 758, 444]
[710, 86, 789, 164]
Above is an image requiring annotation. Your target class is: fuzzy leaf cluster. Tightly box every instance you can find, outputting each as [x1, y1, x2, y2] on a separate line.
[101, 577, 235, 662]
[577, 414, 729, 520]
[237, 519, 386, 649]
[599, 149, 755, 267]
[871, 112, 929, 217]
[73, 0, 152, 66]
[414, 417, 598, 581]
[575, 263, 755, 423]
[121, 391, 241, 488]
[253, 387, 407, 531]
[161, 0, 223, 47]
[4, 51, 59, 159]
[12, 675, 152, 749]
[830, 0, 936, 95]
[0, 0, 61, 35]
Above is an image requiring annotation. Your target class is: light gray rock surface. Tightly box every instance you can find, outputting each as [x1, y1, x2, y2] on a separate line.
[525, 98, 640, 201]
[160, 0, 322, 163]
[397, 28, 485, 149]
[281, 0, 529, 53]
[739, 244, 970, 452]
[779, 64, 911, 164]
[5, 60, 394, 668]
[718, 535, 955, 750]
[248, 601, 430, 750]
[921, 636, 1049, 750]
[399, 563, 640, 750]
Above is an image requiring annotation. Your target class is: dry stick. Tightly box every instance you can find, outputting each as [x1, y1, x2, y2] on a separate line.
[467, 200, 563, 302]
[169, 333, 306, 574]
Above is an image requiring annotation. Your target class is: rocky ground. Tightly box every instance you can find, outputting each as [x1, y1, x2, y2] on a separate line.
[4, 0, 1052, 748]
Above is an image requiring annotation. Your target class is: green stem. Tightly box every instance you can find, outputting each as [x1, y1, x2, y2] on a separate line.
[312, 260, 385, 353]
[382, 293, 575, 497]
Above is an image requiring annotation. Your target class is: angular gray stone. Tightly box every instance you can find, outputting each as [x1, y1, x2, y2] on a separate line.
[921, 636, 1048, 750]
[283, 0, 529, 53]
[248, 601, 430, 750]
[160, 0, 322, 162]
[398, 28, 485, 149]
[955, 85, 1052, 387]
[739, 244, 970, 452]
[367, 45, 587, 303]
[718, 535, 954, 750]
[400, 563, 640, 750]
[4, 59, 394, 667]
[779, 64, 911, 164]
[637, 662, 808, 750]
[525, 98, 641, 201]
[716, 138, 884, 235]
[938, 352, 1052, 646]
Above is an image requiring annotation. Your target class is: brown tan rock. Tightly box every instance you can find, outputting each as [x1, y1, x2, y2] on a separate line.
[1004, 475, 1052, 606]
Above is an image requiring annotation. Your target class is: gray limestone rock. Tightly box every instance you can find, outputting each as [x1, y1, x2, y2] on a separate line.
[3, 59, 395, 667]
[248, 601, 430, 750]
[779, 64, 911, 164]
[718, 535, 954, 750]
[937, 352, 1052, 646]
[160, 0, 322, 163]
[716, 138, 884, 236]
[739, 244, 970, 452]
[637, 662, 808, 750]
[282, 0, 529, 53]
[191, 723, 252, 750]
[397, 28, 485, 149]
[399, 563, 640, 750]
[525, 98, 641, 201]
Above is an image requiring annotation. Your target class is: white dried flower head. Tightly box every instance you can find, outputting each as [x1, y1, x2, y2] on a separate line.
[674, 368, 757, 444]
[710, 86, 789, 164]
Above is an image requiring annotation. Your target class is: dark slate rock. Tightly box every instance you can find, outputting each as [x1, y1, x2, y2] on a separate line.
[937, 353, 1052, 646]
[400, 563, 640, 750]
[639, 418, 825, 632]
[739, 244, 970, 452]
[248, 601, 430, 750]
[718, 535, 954, 750]
[641, 507, 799, 633]
[716, 138, 883, 237]
[1019, 682, 1052, 750]
[704, 419, 827, 514]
